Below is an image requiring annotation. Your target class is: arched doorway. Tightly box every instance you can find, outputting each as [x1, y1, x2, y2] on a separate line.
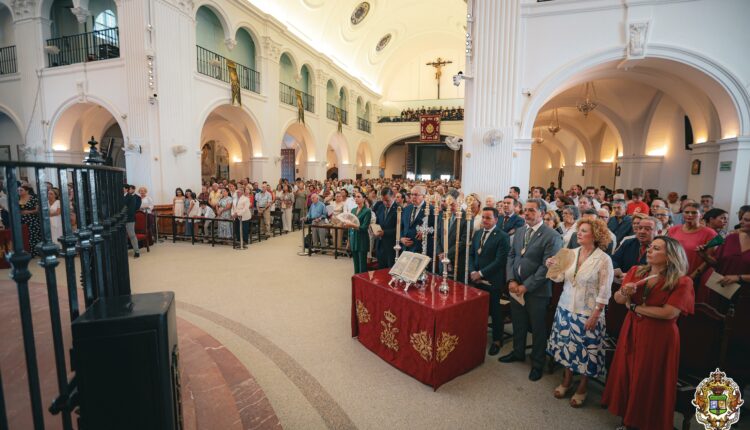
[523, 56, 745, 200]
[281, 122, 315, 180]
[379, 134, 461, 180]
[200, 104, 260, 182]
[0, 111, 23, 161]
[50, 100, 125, 166]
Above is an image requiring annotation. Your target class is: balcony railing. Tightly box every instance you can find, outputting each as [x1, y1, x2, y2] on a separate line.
[357, 117, 371, 133]
[327, 103, 348, 124]
[279, 82, 314, 113]
[378, 106, 464, 123]
[196, 45, 260, 94]
[0, 45, 17, 74]
[46, 27, 119, 68]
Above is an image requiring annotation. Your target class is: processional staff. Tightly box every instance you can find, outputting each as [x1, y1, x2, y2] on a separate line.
[394, 206, 402, 259]
[432, 197, 440, 273]
[464, 206, 474, 285]
[421, 201, 433, 256]
[439, 207, 451, 294]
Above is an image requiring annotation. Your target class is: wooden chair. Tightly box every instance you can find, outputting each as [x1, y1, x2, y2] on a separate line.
[271, 209, 284, 236]
[292, 208, 301, 231]
[134, 211, 151, 252]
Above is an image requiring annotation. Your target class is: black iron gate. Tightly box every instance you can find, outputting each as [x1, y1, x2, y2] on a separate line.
[0, 138, 129, 429]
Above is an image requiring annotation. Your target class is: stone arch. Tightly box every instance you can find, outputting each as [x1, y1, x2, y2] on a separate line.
[520, 47, 748, 141]
[279, 51, 299, 85]
[233, 22, 262, 62]
[196, 99, 263, 157]
[193, 1, 232, 41]
[299, 63, 314, 94]
[280, 120, 316, 162]
[356, 140, 373, 167]
[325, 131, 350, 165]
[48, 96, 127, 153]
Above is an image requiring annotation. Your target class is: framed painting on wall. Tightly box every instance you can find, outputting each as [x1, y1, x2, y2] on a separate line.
[691, 159, 701, 175]
[0, 146, 11, 161]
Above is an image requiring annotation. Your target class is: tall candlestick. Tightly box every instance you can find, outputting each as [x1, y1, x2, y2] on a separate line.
[432, 200, 440, 273]
[394, 206, 402, 259]
[454, 209, 462, 281]
[439, 208, 451, 294]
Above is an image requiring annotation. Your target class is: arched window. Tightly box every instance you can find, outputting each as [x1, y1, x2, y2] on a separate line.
[94, 9, 117, 30]
[94, 9, 118, 44]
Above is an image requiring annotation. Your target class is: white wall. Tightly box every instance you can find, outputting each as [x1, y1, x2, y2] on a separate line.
[382, 47, 465, 101]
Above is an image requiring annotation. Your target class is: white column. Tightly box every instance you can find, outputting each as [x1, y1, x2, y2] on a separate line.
[583, 161, 616, 189]
[152, 0, 199, 203]
[118, 0, 158, 191]
[713, 137, 750, 226]
[338, 162, 354, 180]
[12, 13, 48, 159]
[462, 0, 523, 199]
[306, 160, 327, 181]
[250, 156, 272, 183]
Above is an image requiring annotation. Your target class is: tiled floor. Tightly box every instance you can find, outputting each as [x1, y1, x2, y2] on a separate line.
[0, 279, 280, 430]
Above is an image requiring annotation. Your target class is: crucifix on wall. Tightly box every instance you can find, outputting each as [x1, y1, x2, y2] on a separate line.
[426, 57, 452, 99]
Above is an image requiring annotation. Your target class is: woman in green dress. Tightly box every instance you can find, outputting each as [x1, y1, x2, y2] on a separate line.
[346, 191, 372, 273]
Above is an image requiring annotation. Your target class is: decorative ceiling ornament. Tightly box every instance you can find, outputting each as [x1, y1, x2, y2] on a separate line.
[376, 34, 392, 52]
[576, 82, 598, 118]
[350, 2, 370, 25]
[547, 108, 561, 135]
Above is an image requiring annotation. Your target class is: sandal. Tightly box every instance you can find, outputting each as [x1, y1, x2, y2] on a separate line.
[553, 384, 573, 399]
[570, 391, 587, 408]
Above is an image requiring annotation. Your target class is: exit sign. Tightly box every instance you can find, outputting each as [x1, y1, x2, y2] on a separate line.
[719, 161, 732, 172]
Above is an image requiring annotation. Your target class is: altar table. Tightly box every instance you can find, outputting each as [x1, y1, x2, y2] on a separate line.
[351, 269, 489, 389]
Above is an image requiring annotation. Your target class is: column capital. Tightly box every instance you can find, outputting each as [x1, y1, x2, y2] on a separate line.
[261, 37, 282, 63]
[224, 38, 237, 51]
[69, 6, 90, 24]
[12, 0, 37, 21]
[314, 69, 330, 87]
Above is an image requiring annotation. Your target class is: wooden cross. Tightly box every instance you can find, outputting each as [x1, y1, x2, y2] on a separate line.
[426, 57, 452, 99]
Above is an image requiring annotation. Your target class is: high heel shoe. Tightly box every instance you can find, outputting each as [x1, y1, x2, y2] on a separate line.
[570, 391, 587, 408]
[553, 384, 573, 399]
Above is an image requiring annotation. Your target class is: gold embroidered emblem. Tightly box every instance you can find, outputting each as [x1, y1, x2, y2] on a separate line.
[355, 300, 371, 323]
[380, 310, 399, 351]
[436, 332, 459, 363]
[409, 331, 433, 362]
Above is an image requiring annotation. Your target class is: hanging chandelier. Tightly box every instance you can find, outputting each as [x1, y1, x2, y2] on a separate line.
[534, 127, 544, 144]
[577, 82, 598, 118]
[547, 108, 561, 136]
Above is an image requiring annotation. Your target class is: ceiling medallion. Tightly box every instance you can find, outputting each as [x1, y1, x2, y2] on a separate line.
[376, 33, 392, 52]
[351, 2, 370, 25]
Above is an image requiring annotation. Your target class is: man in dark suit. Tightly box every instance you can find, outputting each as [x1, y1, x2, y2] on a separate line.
[500, 199, 562, 381]
[437, 196, 469, 281]
[400, 185, 432, 253]
[608, 199, 633, 244]
[373, 188, 398, 269]
[612, 216, 656, 282]
[498, 196, 525, 236]
[468, 207, 510, 355]
[124, 184, 142, 258]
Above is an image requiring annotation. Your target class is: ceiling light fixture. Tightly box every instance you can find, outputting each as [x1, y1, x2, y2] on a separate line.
[547, 108, 561, 136]
[576, 82, 598, 118]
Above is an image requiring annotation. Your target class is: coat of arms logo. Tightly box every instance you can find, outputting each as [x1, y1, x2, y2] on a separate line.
[692, 368, 744, 430]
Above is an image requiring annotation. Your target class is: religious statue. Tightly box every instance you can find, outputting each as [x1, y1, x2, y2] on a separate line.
[426, 57, 452, 99]
[227, 59, 242, 107]
[336, 107, 343, 133]
[295, 89, 305, 124]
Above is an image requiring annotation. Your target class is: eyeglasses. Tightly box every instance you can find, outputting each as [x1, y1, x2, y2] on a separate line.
[683, 211, 698, 215]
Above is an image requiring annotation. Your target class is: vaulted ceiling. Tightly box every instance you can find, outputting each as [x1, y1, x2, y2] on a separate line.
[248, 0, 466, 92]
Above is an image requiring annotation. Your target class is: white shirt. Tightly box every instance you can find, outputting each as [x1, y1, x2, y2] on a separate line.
[550, 247, 613, 317]
[140, 195, 154, 214]
[232, 195, 252, 220]
[344, 197, 357, 214]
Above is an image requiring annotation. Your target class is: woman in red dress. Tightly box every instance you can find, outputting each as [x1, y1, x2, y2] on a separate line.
[602, 236, 695, 430]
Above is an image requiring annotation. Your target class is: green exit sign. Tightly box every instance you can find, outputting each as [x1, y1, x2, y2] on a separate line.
[719, 161, 732, 172]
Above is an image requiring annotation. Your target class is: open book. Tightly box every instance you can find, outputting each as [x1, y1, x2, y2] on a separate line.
[389, 251, 432, 284]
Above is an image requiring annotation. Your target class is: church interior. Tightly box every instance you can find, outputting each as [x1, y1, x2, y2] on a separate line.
[0, 0, 748, 429]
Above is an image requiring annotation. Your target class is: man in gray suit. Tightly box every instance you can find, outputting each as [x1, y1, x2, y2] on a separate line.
[500, 199, 562, 381]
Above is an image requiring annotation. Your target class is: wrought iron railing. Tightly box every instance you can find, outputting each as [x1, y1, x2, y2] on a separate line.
[0, 138, 130, 429]
[46, 27, 120, 67]
[0, 45, 17, 75]
[326, 103, 348, 124]
[196, 45, 260, 94]
[357, 117, 371, 133]
[279, 82, 314, 113]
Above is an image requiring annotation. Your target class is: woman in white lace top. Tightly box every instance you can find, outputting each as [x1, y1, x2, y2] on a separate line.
[545, 218, 614, 408]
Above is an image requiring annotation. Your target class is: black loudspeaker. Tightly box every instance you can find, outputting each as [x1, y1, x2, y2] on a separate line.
[72, 292, 182, 430]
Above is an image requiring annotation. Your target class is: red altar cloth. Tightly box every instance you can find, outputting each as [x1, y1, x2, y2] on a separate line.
[351, 269, 489, 389]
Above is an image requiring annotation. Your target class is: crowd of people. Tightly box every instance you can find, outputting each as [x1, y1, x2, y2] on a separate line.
[3, 172, 747, 429]
[288, 177, 746, 430]
[378, 105, 465, 122]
